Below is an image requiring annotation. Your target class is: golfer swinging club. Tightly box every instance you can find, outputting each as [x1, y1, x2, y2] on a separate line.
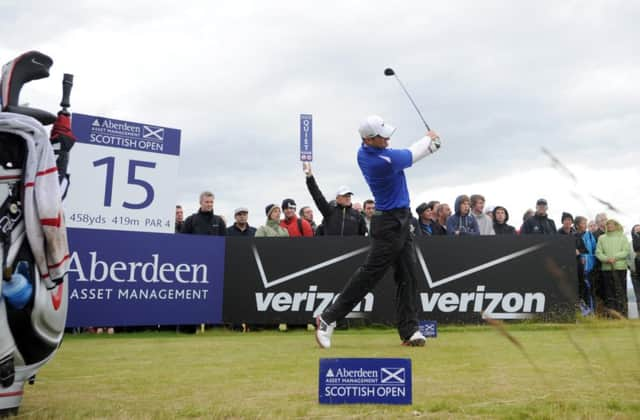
[312, 115, 441, 348]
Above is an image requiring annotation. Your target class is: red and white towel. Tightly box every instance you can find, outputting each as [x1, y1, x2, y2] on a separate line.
[0, 112, 69, 286]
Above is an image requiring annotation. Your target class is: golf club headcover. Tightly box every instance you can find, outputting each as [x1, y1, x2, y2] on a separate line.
[1, 51, 56, 125]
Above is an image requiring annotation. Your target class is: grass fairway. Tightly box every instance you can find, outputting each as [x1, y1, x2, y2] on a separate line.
[20, 320, 640, 419]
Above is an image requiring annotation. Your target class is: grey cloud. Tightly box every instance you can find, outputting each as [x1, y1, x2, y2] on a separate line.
[1, 1, 637, 223]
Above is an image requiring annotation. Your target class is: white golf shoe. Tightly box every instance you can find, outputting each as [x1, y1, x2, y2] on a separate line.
[315, 316, 336, 349]
[402, 330, 426, 347]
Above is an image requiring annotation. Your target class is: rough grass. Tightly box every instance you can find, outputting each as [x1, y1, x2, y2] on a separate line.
[19, 319, 640, 419]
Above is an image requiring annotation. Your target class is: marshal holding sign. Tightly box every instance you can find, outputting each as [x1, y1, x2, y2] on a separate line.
[65, 113, 180, 233]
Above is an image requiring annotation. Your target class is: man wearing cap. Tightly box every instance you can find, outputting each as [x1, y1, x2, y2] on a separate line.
[227, 207, 257, 236]
[181, 191, 227, 236]
[521, 198, 557, 235]
[314, 115, 442, 348]
[280, 198, 313, 237]
[303, 168, 367, 236]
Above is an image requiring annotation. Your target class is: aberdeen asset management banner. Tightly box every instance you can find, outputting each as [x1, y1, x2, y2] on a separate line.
[66, 228, 224, 326]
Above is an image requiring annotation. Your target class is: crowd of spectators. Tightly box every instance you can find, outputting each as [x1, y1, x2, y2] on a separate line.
[175, 172, 640, 319]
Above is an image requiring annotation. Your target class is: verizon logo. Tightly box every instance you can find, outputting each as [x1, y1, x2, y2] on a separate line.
[255, 285, 374, 316]
[421, 285, 545, 319]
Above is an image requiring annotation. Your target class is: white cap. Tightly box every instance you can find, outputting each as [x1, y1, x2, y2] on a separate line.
[358, 115, 396, 139]
[336, 185, 353, 196]
[234, 207, 249, 215]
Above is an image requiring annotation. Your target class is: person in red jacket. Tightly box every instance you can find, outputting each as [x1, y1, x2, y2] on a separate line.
[280, 198, 313, 237]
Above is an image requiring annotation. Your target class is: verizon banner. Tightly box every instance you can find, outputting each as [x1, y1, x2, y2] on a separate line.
[223, 236, 577, 324]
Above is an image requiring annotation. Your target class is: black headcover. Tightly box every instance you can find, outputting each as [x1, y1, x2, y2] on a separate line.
[1, 51, 56, 125]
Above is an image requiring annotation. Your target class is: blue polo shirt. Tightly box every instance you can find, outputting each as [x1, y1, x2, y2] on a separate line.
[357, 143, 412, 211]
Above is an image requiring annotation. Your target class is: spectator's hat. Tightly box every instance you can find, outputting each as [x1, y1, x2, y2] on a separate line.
[335, 186, 353, 197]
[415, 202, 428, 216]
[561, 212, 573, 222]
[358, 115, 396, 139]
[281, 198, 296, 210]
[265, 204, 280, 217]
[536, 198, 548, 206]
[234, 207, 249, 215]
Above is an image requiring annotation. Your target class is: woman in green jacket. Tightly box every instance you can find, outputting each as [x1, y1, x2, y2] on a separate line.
[255, 204, 289, 237]
[595, 219, 631, 315]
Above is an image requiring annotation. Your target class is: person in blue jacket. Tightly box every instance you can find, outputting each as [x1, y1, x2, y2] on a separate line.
[314, 115, 442, 349]
[446, 195, 480, 236]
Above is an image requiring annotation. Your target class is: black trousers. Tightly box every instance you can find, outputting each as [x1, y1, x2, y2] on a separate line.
[592, 267, 606, 313]
[321, 208, 420, 341]
[602, 270, 628, 316]
[632, 258, 640, 305]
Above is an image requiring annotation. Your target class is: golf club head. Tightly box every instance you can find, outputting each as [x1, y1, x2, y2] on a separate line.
[384, 68, 395, 76]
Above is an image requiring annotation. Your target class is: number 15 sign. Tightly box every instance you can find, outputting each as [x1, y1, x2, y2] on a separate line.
[66, 113, 181, 233]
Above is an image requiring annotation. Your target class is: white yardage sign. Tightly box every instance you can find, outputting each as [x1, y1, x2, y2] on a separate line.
[65, 113, 180, 233]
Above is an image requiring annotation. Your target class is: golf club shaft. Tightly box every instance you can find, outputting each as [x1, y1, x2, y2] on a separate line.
[392, 75, 430, 131]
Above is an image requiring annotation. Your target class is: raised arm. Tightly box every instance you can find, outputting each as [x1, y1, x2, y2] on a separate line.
[408, 130, 441, 164]
[303, 163, 331, 218]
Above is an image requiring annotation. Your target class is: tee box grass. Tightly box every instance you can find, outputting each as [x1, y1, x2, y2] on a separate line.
[21, 320, 640, 419]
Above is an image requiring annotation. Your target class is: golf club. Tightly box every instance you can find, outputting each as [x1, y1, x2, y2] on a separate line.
[60, 73, 74, 116]
[384, 67, 430, 131]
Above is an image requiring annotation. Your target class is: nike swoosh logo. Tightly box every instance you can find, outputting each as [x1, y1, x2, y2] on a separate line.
[379, 155, 392, 164]
[31, 58, 44, 66]
[51, 283, 64, 310]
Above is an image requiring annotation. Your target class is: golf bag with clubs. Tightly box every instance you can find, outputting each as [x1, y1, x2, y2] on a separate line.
[0, 51, 74, 415]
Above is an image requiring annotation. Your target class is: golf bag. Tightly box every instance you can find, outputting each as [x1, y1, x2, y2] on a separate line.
[0, 51, 72, 415]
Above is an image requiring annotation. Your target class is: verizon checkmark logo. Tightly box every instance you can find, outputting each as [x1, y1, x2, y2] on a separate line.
[416, 243, 547, 289]
[252, 244, 369, 289]
[252, 242, 547, 290]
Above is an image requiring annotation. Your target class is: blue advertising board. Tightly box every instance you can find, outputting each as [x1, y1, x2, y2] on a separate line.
[319, 358, 412, 405]
[299, 114, 313, 161]
[419, 320, 438, 338]
[65, 228, 224, 327]
[71, 113, 181, 156]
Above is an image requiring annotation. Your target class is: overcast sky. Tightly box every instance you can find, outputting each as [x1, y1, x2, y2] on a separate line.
[2, 1, 638, 232]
